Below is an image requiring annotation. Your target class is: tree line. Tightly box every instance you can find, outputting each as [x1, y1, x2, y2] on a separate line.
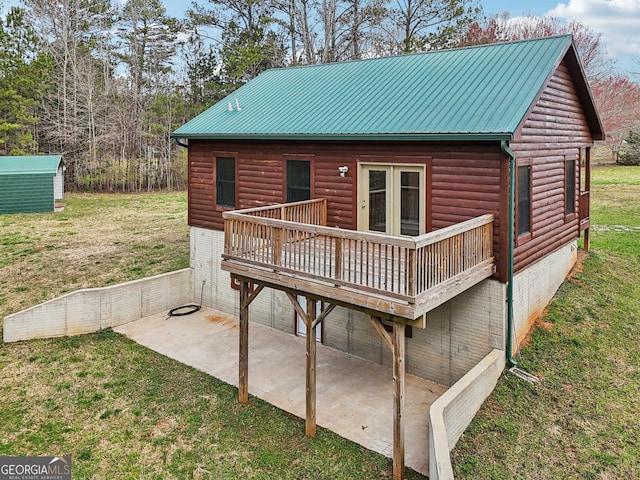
[1, 0, 638, 192]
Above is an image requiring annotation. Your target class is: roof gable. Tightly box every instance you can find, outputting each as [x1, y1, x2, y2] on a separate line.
[0, 155, 63, 175]
[174, 35, 602, 141]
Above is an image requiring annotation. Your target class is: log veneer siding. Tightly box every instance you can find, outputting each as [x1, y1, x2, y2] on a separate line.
[189, 139, 510, 283]
[510, 61, 592, 273]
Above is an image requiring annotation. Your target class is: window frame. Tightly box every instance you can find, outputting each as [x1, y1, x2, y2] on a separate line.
[214, 154, 237, 210]
[516, 162, 532, 244]
[564, 157, 577, 220]
[286, 159, 312, 203]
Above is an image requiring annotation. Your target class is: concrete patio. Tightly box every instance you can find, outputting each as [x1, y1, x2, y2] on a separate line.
[114, 306, 447, 476]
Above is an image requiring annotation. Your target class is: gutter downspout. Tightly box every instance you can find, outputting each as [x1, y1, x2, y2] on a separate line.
[501, 140, 518, 368]
[172, 138, 188, 149]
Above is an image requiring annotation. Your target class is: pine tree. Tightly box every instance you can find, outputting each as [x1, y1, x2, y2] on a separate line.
[0, 7, 51, 155]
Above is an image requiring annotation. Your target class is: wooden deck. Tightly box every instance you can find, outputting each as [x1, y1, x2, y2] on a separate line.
[222, 199, 495, 322]
[221, 199, 495, 479]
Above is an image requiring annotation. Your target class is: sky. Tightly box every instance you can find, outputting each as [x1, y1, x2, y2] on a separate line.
[480, 0, 639, 76]
[161, 0, 639, 77]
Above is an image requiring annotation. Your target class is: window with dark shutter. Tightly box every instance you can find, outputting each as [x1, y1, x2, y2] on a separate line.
[286, 160, 310, 202]
[216, 157, 235, 208]
[517, 165, 531, 237]
[565, 159, 576, 216]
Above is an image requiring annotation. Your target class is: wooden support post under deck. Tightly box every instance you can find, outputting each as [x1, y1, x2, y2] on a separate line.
[306, 296, 317, 437]
[583, 227, 590, 251]
[239, 280, 249, 403]
[393, 321, 406, 480]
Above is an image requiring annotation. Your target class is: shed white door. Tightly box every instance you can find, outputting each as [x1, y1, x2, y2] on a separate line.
[295, 295, 322, 342]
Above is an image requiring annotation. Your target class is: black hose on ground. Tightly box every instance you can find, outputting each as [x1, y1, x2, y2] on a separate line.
[166, 279, 206, 319]
[167, 304, 201, 317]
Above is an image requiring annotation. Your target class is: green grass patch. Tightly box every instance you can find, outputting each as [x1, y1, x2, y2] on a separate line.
[0, 192, 190, 318]
[452, 165, 640, 479]
[0, 191, 422, 479]
[589, 166, 640, 259]
[0, 331, 411, 479]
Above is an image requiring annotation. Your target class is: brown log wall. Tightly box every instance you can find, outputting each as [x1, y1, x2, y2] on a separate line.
[510, 61, 592, 273]
[188, 140, 504, 247]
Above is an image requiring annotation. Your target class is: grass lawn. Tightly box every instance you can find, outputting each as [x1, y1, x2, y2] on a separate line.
[452, 165, 640, 479]
[1, 166, 638, 479]
[0, 192, 419, 479]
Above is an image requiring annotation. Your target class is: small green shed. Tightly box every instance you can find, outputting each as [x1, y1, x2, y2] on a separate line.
[0, 155, 64, 214]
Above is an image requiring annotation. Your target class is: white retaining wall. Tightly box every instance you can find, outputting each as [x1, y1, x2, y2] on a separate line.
[512, 241, 578, 346]
[429, 349, 506, 480]
[3, 269, 193, 342]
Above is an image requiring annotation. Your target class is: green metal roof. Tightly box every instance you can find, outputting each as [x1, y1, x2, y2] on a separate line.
[174, 35, 601, 141]
[0, 155, 63, 175]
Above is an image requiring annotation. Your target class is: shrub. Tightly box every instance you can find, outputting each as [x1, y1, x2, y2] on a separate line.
[617, 131, 640, 166]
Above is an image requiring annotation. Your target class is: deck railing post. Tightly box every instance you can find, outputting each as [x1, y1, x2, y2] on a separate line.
[273, 227, 283, 265]
[335, 237, 343, 282]
[224, 218, 232, 255]
[407, 249, 416, 297]
[321, 199, 327, 226]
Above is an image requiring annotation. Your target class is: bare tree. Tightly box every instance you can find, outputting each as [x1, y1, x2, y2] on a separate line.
[273, 0, 324, 65]
[297, 0, 318, 63]
[591, 76, 640, 161]
[116, 0, 179, 190]
[319, 0, 339, 62]
[24, 0, 115, 188]
[460, 14, 614, 81]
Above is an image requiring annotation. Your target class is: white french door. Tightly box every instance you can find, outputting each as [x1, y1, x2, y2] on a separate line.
[359, 164, 425, 236]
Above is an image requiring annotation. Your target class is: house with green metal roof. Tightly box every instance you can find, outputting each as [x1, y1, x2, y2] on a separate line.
[0, 155, 64, 214]
[173, 35, 603, 478]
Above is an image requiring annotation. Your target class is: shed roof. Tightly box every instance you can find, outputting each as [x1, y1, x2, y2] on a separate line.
[173, 35, 603, 142]
[0, 155, 63, 175]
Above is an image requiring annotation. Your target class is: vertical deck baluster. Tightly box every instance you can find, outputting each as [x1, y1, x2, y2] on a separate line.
[364, 242, 369, 287]
[390, 246, 395, 293]
[374, 244, 380, 289]
[347, 239, 352, 283]
[298, 228, 302, 265]
[371, 242, 376, 288]
[384, 245, 389, 291]
[335, 237, 343, 282]
[303, 229, 307, 272]
[312, 232, 317, 275]
[246, 222, 252, 261]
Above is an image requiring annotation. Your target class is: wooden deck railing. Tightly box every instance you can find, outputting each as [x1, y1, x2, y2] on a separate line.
[579, 191, 590, 231]
[223, 200, 494, 304]
[241, 198, 327, 224]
